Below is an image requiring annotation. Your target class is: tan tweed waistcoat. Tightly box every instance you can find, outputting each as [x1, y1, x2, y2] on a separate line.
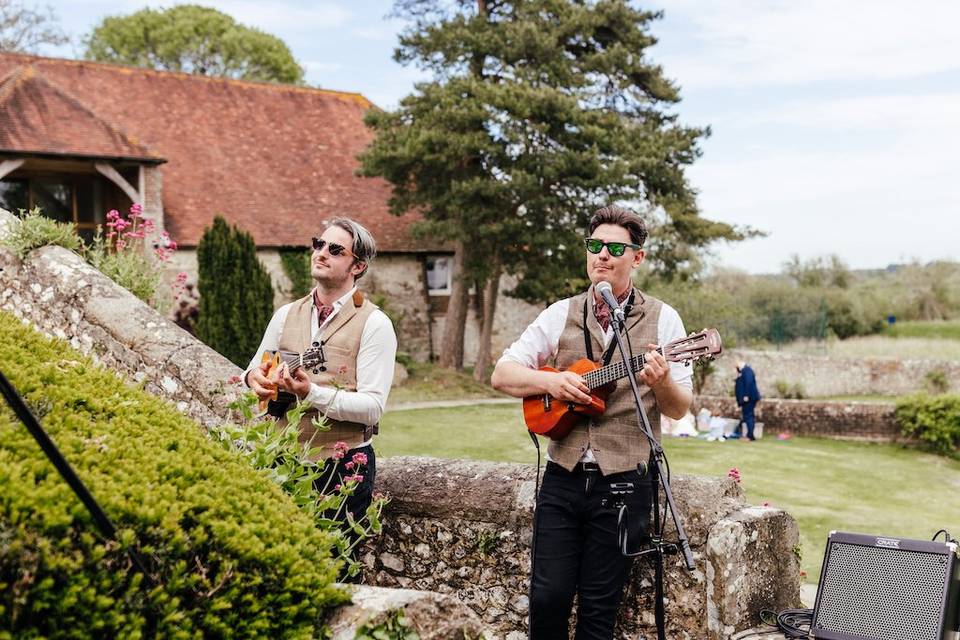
[548, 285, 663, 475]
[277, 289, 377, 461]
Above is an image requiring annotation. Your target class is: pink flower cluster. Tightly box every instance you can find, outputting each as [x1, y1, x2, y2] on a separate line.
[154, 230, 178, 261]
[106, 203, 157, 252]
[170, 270, 189, 299]
[727, 467, 741, 483]
[332, 441, 350, 461]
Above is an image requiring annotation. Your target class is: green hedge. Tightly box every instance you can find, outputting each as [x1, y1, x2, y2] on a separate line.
[0, 312, 346, 638]
[895, 393, 960, 456]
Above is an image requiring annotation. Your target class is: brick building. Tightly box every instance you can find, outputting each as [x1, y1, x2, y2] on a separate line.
[0, 52, 540, 363]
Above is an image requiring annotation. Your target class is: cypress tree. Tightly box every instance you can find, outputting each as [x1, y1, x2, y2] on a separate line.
[196, 216, 274, 367]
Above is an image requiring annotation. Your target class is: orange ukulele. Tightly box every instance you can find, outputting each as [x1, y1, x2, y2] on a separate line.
[256, 344, 328, 415]
[523, 328, 723, 440]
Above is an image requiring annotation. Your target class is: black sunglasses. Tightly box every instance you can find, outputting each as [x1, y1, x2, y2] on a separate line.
[584, 238, 639, 257]
[312, 237, 355, 258]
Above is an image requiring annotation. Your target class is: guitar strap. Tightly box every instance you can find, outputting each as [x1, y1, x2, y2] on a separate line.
[582, 289, 635, 365]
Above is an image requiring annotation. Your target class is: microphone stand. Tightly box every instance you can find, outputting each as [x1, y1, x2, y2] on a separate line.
[606, 312, 694, 640]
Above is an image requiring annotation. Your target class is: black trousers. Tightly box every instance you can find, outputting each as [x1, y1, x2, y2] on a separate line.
[529, 461, 653, 640]
[312, 444, 376, 582]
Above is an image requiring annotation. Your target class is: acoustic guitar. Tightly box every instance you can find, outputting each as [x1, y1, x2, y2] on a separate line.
[256, 344, 327, 415]
[523, 328, 723, 440]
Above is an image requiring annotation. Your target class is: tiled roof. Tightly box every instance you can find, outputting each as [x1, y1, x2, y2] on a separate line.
[0, 65, 160, 162]
[0, 53, 429, 251]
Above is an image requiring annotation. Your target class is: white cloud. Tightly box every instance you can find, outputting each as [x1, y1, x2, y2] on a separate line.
[656, 0, 960, 88]
[739, 93, 960, 132]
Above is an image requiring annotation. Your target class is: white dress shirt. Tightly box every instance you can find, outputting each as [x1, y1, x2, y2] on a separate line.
[497, 292, 692, 463]
[498, 295, 693, 389]
[245, 287, 397, 430]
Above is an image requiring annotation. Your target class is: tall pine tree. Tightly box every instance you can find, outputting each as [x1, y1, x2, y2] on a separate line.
[196, 216, 274, 367]
[360, 0, 751, 375]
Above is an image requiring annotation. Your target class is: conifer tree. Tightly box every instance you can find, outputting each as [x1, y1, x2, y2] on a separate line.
[360, 0, 751, 375]
[196, 216, 274, 367]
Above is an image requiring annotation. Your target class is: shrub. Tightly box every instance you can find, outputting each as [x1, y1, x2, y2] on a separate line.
[0, 311, 345, 637]
[895, 393, 960, 456]
[773, 380, 806, 400]
[0, 206, 83, 259]
[196, 216, 274, 367]
[924, 369, 950, 394]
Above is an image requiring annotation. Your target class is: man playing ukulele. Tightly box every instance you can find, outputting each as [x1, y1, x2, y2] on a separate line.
[491, 205, 693, 639]
[244, 218, 396, 578]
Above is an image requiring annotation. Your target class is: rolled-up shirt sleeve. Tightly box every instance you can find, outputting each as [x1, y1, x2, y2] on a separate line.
[497, 299, 570, 369]
[244, 304, 292, 383]
[658, 303, 694, 391]
[304, 309, 397, 425]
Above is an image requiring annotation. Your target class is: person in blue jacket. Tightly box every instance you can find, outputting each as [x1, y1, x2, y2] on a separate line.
[734, 362, 761, 440]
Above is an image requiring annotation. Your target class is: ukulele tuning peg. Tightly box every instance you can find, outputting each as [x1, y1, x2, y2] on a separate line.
[319, 366, 327, 372]
[312, 369, 319, 375]
[312, 341, 320, 347]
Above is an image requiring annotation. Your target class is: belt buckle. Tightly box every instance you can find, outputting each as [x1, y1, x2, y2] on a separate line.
[580, 462, 600, 472]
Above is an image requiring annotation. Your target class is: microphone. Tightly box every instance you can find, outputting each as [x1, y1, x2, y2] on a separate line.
[596, 281, 625, 326]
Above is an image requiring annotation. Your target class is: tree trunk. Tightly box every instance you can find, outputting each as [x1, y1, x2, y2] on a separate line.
[439, 243, 469, 370]
[473, 261, 501, 383]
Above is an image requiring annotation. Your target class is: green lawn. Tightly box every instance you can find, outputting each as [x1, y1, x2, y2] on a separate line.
[379, 404, 960, 583]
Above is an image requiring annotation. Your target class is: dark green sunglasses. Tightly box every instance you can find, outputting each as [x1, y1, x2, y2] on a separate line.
[584, 237, 640, 257]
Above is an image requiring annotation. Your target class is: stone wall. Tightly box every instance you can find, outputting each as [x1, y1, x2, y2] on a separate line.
[703, 348, 958, 399]
[367, 457, 800, 640]
[0, 210, 246, 429]
[695, 395, 900, 441]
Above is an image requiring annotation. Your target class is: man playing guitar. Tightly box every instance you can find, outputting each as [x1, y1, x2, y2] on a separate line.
[491, 205, 693, 639]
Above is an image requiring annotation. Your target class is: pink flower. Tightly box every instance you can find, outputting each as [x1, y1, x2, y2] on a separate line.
[335, 484, 342, 491]
[762, 501, 771, 507]
[344, 461, 354, 470]
[176, 272, 188, 282]
[727, 467, 741, 483]
[227, 375, 242, 385]
[351, 452, 368, 466]
[106, 209, 120, 221]
[129, 203, 143, 216]
[332, 441, 350, 460]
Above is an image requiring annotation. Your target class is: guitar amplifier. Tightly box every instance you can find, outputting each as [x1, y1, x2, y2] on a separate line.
[812, 531, 960, 640]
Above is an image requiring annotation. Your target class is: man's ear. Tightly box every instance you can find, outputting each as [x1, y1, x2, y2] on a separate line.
[352, 261, 368, 278]
[633, 249, 646, 268]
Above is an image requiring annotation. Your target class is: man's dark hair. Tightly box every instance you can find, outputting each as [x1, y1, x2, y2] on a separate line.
[588, 205, 648, 248]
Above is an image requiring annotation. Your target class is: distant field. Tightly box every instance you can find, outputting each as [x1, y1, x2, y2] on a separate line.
[883, 320, 960, 340]
[378, 404, 960, 583]
[773, 334, 960, 361]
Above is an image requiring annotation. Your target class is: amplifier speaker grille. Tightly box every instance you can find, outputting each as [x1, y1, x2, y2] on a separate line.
[812, 532, 959, 640]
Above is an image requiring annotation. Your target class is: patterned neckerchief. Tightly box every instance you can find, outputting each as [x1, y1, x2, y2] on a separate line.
[593, 286, 633, 332]
[312, 289, 335, 325]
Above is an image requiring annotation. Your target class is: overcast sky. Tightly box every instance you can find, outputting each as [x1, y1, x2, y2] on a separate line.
[42, 0, 960, 274]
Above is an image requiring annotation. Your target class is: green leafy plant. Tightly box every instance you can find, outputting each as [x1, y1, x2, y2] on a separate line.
[0, 206, 82, 259]
[354, 609, 420, 640]
[212, 393, 387, 580]
[0, 311, 346, 637]
[895, 393, 960, 456]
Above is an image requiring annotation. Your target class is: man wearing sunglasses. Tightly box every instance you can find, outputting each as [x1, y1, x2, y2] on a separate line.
[244, 218, 397, 578]
[491, 205, 693, 639]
